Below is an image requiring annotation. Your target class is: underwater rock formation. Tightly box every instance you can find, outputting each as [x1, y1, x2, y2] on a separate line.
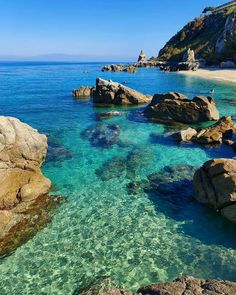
[138, 276, 236, 295]
[74, 275, 236, 295]
[0, 116, 64, 256]
[144, 92, 219, 123]
[95, 156, 126, 181]
[81, 123, 120, 148]
[194, 158, 236, 223]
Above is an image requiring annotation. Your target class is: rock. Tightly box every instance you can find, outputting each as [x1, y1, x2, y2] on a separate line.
[182, 48, 196, 62]
[101, 64, 124, 72]
[144, 92, 219, 123]
[193, 158, 236, 223]
[193, 116, 236, 144]
[171, 127, 197, 142]
[73, 86, 95, 98]
[94, 111, 125, 121]
[138, 276, 236, 295]
[0, 116, 64, 256]
[80, 123, 120, 148]
[95, 156, 126, 181]
[126, 147, 151, 179]
[137, 50, 147, 63]
[123, 65, 138, 73]
[46, 142, 73, 163]
[220, 61, 236, 68]
[93, 78, 152, 105]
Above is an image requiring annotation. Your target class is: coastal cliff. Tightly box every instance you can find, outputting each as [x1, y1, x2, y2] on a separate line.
[157, 6, 236, 65]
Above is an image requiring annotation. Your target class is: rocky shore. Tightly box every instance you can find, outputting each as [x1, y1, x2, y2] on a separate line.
[74, 276, 236, 295]
[0, 116, 64, 257]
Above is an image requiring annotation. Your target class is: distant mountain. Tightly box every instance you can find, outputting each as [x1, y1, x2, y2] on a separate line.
[157, 5, 236, 65]
[0, 53, 135, 62]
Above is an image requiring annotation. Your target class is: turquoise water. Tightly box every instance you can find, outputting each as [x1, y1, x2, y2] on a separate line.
[0, 62, 236, 295]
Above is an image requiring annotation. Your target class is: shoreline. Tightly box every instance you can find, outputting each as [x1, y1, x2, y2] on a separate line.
[178, 68, 236, 84]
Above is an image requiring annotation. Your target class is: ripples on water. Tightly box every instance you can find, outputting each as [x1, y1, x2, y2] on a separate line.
[0, 62, 236, 295]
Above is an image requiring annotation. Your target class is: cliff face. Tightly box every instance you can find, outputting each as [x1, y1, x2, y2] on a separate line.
[158, 9, 236, 65]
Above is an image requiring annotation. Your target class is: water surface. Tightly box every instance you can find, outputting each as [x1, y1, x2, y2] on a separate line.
[0, 62, 236, 295]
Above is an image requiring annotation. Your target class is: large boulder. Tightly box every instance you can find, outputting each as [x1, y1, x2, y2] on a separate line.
[144, 92, 219, 123]
[93, 78, 152, 105]
[0, 116, 63, 256]
[194, 158, 236, 223]
[138, 276, 236, 295]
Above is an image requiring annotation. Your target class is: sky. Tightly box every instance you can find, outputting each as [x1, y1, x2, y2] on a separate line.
[0, 0, 226, 61]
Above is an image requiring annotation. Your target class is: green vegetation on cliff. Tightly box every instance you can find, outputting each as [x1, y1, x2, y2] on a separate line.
[158, 7, 236, 65]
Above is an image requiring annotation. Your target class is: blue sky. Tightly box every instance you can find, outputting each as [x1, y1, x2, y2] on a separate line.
[0, 0, 225, 61]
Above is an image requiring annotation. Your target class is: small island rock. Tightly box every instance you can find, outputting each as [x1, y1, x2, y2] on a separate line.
[93, 78, 152, 105]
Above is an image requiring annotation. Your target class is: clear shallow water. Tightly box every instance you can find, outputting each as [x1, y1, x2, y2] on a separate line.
[0, 62, 236, 294]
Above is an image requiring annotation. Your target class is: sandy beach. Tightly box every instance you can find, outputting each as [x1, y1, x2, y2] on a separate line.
[179, 68, 236, 83]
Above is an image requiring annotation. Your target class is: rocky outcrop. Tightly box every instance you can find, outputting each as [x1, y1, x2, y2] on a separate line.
[101, 64, 138, 74]
[123, 65, 138, 73]
[102, 64, 124, 72]
[182, 48, 196, 62]
[138, 276, 236, 295]
[157, 8, 236, 65]
[93, 78, 152, 105]
[144, 92, 219, 123]
[193, 116, 236, 144]
[159, 49, 200, 72]
[171, 116, 236, 145]
[0, 116, 63, 256]
[74, 276, 236, 295]
[193, 158, 236, 223]
[137, 50, 147, 63]
[73, 86, 95, 98]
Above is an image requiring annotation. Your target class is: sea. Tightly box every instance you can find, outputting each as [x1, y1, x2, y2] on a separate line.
[0, 62, 236, 295]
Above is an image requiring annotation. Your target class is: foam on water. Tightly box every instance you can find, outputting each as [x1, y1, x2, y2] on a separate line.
[0, 62, 236, 295]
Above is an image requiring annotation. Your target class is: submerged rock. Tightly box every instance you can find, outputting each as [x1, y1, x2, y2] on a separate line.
[47, 142, 73, 163]
[138, 276, 236, 295]
[0, 116, 64, 256]
[93, 78, 152, 105]
[194, 158, 236, 223]
[126, 147, 151, 179]
[94, 111, 125, 121]
[73, 86, 95, 98]
[127, 164, 195, 201]
[81, 123, 120, 148]
[95, 156, 126, 181]
[144, 92, 219, 123]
